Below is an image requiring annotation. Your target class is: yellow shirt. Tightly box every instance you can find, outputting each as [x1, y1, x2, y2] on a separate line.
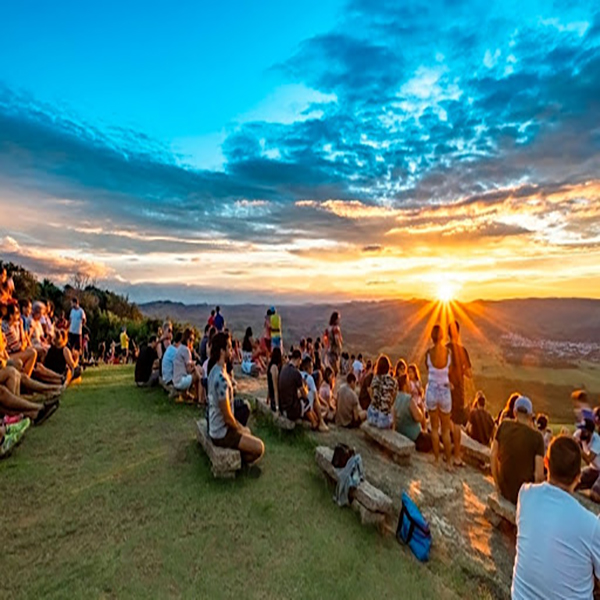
[120, 332, 129, 349]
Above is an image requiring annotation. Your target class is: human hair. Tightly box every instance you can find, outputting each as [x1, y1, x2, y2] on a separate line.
[448, 320, 460, 339]
[347, 372, 356, 385]
[53, 328, 67, 348]
[357, 353, 362, 360]
[291, 349, 302, 361]
[210, 331, 230, 364]
[365, 359, 372, 370]
[375, 354, 391, 375]
[19, 298, 31, 311]
[242, 327, 253, 352]
[536, 413, 549, 431]
[71, 297, 79, 306]
[323, 366, 334, 386]
[350, 354, 355, 360]
[270, 347, 283, 368]
[408, 363, 421, 382]
[216, 306, 221, 313]
[475, 391, 486, 408]
[4, 303, 18, 320]
[504, 392, 521, 419]
[329, 311, 340, 326]
[548, 436, 581, 487]
[204, 323, 210, 334]
[300, 338, 306, 350]
[208, 326, 217, 342]
[301, 356, 313, 372]
[210, 309, 215, 316]
[148, 335, 158, 345]
[173, 331, 183, 344]
[394, 358, 407, 377]
[181, 328, 194, 345]
[431, 324, 442, 344]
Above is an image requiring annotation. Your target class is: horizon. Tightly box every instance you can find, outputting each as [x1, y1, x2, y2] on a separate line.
[1, 1, 600, 303]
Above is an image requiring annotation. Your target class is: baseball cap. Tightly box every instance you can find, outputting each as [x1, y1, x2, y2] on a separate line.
[514, 395, 533, 415]
[270, 306, 276, 312]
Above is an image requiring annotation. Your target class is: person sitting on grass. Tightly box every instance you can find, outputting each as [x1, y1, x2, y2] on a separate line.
[367, 354, 398, 430]
[467, 391, 495, 446]
[574, 418, 600, 503]
[267, 347, 282, 411]
[394, 374, 432, 452]
[278, 349, 309, 422]
[512, 436, 600, 600]
[208, 332, 264, 464]
[161, 331, 181, 388]
[319, 366, 336, 422]
[44, 329, 81, 385]
[336, 372, 366, 428]
[172, 329, 203, 402]
[134, 335, 159, 387]
[491, 396, 545, 505]
[300, 356, 329, 432]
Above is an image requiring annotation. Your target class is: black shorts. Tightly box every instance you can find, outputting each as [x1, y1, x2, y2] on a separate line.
[282, 400, 302, 421]
[68, 333, 81, 351]
[451, 390, 468, 426]
[211, 427, 242, 450]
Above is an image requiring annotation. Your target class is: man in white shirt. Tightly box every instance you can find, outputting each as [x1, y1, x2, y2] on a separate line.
[68, 297, 86, 351]
[299, 356, 329, 432]
[353, 353, 364, 380]
[512, 435, 600, 599]
[172, 328, 203, 403]
[575, 419, 600, 502]
[161, 331, 181, 387]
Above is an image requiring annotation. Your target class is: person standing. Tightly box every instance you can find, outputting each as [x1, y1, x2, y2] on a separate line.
[269, 306, 282, 351]
[120, 326, 130, 363]
[512, 436, 600, 599]
[213, 306, 225, 332]
[68, 297, 86, 352]
[447, 321, 472, 467]
[325, 311, 343, 376]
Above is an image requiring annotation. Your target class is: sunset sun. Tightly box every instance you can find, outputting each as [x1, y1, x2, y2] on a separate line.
[436, 282, 456, 303]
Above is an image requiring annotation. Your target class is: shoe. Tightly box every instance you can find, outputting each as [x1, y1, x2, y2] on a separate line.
[34, 401, 60, 426]
[7, 417, 31, 439]
[318, 422, 330, 433]
[0, 433, 18, 458]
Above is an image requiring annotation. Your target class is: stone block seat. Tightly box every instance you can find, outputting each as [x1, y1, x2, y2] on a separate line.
[315, 446, 393, 528]
[460, 432, 491, 470]
[196, 420, 242, 479]
[486, 491, 516, 527]
[255, 398, 311, 431]
[360, 422, 415, 465]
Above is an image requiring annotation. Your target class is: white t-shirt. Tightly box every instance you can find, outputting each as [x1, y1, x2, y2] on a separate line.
[353, 360, 363, 379]
[513, 482, 600, 600]
[69, 307, 86, 335]
[161, 344, 178, 384]
[207, 363, 234, 440]
[172, 345, 192, 388]
[29, 319, 46, 347]
[582, 432, 600, 471]
[301, 371, 317, 409]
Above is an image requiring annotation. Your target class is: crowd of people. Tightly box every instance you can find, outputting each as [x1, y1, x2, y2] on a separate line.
[0, 269, 87, 458]
[131, 303, 600, 598]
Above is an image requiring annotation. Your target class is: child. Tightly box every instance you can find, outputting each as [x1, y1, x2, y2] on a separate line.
[536, 413, 553, 453]
[407, 363, 425, 413]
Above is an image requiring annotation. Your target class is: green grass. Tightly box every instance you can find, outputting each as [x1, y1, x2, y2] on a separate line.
[2, 366, 481, 600]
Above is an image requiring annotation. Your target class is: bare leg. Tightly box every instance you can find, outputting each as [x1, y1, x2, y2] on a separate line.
[0, 386, 42, 419]
[20, 373, 62, 394]
[10, 348, 37, 376]
[453, 423, 463, 465]
[0, 366, 21, 395]
[33, 364, 63, 385]
[238, 433, 265, 466]
[430, 409, 441, 465]
[440, 412, 454, 472]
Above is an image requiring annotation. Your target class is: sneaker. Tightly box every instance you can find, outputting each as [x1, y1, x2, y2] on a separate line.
[7, 417, 31, 439]
[33, 401, 60, 426]
[0, 433, 18, 458]
[317, 422, 330, 433]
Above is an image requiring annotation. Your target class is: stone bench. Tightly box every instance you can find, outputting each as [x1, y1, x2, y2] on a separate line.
[460, 432, 491, 470]
[254, 398, 311, 431]
[196, 420, 242, 479]
[315, 446, 393, 528]
[360, 422, 415, 465]
[486, 492, 516, 527]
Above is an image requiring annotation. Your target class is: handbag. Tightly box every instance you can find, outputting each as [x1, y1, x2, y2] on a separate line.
[331, 443, 355, 469]
[396, 491, 432, 562]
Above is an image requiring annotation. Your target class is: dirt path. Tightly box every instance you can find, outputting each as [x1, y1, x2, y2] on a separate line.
[237, 373, 515, 599]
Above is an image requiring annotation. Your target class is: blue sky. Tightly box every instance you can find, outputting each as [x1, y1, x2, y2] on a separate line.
[0, 0, 599, 303]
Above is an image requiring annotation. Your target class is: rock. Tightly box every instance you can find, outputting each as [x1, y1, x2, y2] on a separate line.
[315, 446, 393, 514]
[360, 422, 415, 464]
[196, 420, 242, 478]
[255, 399, 297, 430]
[352, 500, 386, 527]
[487, 492, 516, 526]
[461, 432, 491, 468]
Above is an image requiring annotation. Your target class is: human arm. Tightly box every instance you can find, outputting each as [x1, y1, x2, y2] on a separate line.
[271, 364, 279, 405]
[63, 346, 79, 370]
[490, 439, 500, 490]
[409, 396, 427, 430]
[534, 455, 545, 483]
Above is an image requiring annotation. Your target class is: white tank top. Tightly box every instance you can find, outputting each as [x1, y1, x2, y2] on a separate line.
[426, 351, 451, 386]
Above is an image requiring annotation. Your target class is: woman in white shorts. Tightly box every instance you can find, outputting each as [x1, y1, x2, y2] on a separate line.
[425, 324, 454, 470]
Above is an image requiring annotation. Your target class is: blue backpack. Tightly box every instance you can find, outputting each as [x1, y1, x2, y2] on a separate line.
[396, 491, 432, 562]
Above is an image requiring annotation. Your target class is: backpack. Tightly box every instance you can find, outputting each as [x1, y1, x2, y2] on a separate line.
[331, 443, 355, 469]
[396, 492, 432, 562]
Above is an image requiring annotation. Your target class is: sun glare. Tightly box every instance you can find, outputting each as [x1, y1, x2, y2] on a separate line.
[437, 282, 456, 303]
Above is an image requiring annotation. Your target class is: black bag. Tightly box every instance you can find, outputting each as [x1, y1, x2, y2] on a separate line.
[332, 443, 355, 469]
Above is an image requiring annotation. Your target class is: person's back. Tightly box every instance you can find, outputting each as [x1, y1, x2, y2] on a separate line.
[162, 343, 178, 384]
[135, 344, 157, 383]
[495, 418, 544, 504]
[278, 361, 302, 417]
[336, 382, 359, 427]
[172, 343, 191, 387]
[359, 371, 373, 410]
[468, 406, 495, 446]
[213, 311, 225, 332]
[371, 373, 397, 415]
[207, 362, 233, 439]
[394, 391, 421, 441]
[45, 345, 67, 375]
[512, 436, 600, 600]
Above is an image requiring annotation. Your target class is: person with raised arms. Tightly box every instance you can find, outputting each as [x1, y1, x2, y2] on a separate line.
[207, 332, 264, 465]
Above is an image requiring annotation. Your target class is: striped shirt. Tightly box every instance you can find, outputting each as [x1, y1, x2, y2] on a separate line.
[2, 320, 25, 353]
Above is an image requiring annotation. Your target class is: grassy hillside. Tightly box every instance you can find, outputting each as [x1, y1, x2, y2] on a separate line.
[2, 366, 497, 599]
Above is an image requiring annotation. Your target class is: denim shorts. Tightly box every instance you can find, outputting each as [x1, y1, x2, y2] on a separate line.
[425, 382, 452, 414]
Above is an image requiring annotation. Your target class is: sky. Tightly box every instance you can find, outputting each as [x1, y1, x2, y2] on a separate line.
[0, 0, 599, 304]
